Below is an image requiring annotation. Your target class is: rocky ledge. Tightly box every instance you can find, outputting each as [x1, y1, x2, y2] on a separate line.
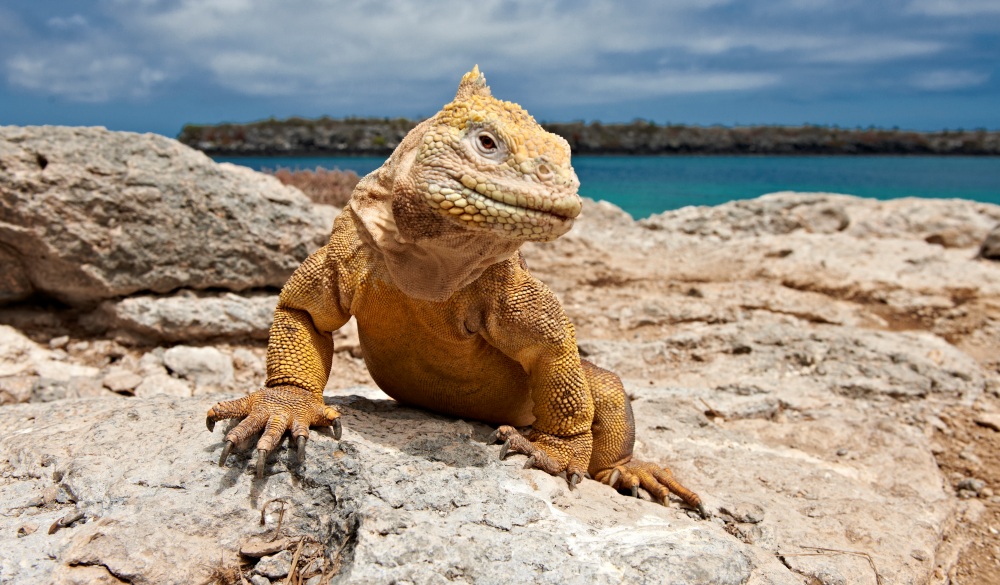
[1, 126, 1000, 584]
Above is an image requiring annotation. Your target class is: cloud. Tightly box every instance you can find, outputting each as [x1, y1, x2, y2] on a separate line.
[0, 0, 993, 112]
[47, 14, 88, 30]
[910, 69, 990, 90]
[907, 0, 1000, 16]
[6, 43, 166, 102]
[553, 70, 781, 105]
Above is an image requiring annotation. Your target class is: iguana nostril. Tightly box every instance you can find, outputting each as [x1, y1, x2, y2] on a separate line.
[536, 163, 553, 180]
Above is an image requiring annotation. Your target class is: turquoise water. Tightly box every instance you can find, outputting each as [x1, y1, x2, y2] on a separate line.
[215, 155, 1000, 219]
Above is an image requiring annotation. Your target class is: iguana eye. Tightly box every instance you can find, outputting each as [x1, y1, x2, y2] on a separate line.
[476, 132, 498, 154]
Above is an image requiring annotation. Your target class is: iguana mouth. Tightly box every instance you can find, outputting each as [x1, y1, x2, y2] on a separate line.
[422, 174, 581, 239]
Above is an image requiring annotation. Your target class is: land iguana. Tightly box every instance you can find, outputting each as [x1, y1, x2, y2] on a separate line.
[207, 66, 704, 514]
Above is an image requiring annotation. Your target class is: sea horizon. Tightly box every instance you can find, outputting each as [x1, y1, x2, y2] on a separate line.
[215, 154, 1000, 220]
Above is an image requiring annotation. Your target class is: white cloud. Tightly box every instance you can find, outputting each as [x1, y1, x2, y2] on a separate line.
[47, 14, 88, 30]
[6, 44, 166, 102]
[907, 0, 1000, 16]
[558, 70, 781, 104]
[910, 69, 990, 90]
[808, 38, 945, 63]
[0, 0, 987, 107]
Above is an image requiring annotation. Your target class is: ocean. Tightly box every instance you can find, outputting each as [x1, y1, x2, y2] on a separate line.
[214, 155, 1000, 219]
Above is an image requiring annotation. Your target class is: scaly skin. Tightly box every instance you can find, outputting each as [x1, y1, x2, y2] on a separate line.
[207, 67, 704, 514]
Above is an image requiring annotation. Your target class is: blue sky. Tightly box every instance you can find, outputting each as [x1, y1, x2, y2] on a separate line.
[1, 0, 999, 137]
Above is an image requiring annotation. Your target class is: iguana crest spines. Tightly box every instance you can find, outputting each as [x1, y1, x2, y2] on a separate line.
[454, 64, 491, 100]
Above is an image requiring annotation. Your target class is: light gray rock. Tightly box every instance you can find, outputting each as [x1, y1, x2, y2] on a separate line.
[254, 550, 293, 579]
[980, 223, 1000, 260]
[0, 125, 333, 306]
[163, 346, 234, 388]
[90, 291, 278, 342]
[0, 394, 802, 585]
[0, 375, 36, 404]
[0, 326, 102, 404]
[638, 192, 1000, 247]
[101, 370, 143, 394]
[133, 374, 191, 398]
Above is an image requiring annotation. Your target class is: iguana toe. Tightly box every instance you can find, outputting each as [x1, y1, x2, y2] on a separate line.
[598, 460, 703, 514]
[490, 425, 589, 486]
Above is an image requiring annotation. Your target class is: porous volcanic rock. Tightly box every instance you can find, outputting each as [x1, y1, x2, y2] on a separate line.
[0, 126, 333, 306]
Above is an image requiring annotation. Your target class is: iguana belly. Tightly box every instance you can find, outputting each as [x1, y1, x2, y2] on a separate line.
[351, 279, 535, 426]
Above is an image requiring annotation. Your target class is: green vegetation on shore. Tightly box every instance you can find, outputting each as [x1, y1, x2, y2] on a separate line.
[178, 117, 1000, 156]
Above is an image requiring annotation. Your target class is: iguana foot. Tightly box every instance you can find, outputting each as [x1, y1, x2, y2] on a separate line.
[488, 425, 590, 488]
[206, 385, 341, 478]
[595, 460, 706, 517]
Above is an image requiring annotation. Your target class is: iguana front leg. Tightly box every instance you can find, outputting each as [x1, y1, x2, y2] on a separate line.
[207, 246, 349, 477]
[480, 273, 595, 485]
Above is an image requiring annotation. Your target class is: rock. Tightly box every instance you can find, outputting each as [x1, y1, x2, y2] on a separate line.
[0, 125, 333, 306]
[138, 350, 167, 376]
[101, 370, 143, 395]
[974, 412, 1000, 432]
[0, 394, 790, 584]
[0, 326, 102, 404]
[0, 389, 957, 585]
[48, 336, 70, 349]
[133, 374, 192, 398]
[254, 550, 293, 579]
[980, 223, 1000, 260]
[957, 477, 987, 498]
[0, 325, 51, 377]
[637, 193, 1000, 247]
[31, 377, 108, 403]
[0, 375, 36, 404]
[89, 291, 278, 342]
[163, 346, 234, 388]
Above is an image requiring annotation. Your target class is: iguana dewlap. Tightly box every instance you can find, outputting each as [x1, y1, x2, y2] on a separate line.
[207, 67, 703, 513]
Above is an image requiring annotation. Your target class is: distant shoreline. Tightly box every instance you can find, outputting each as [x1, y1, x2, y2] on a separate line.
[179, 117, 1000, 156]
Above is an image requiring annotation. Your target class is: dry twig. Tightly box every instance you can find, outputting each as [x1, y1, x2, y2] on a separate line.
[778, 545, 882, 585]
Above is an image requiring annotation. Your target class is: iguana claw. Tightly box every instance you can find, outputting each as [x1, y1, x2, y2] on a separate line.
[523, 455, 536, 469]
[295, 436, 307, 464]
[499, 439, 511, 460]
[631, 485, 639, 498]
[487, 429, 500, 444]
[609, 468, 621, 487]
[218, 440, 234, 467]
[333, 419, 342, 440]
[569, 472, 582, 490]
[256, 449, 268, 479]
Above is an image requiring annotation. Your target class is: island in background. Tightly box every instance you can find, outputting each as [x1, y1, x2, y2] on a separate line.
[178, 117, 1000, 156]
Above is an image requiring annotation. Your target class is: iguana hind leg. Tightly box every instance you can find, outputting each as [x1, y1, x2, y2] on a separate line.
[583, 360, 705, 516]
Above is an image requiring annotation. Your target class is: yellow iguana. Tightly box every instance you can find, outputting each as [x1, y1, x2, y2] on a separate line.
[207, 66, 703, 514]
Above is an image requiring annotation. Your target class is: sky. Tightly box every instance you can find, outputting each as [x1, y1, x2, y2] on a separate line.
[1, 0, 999, 137]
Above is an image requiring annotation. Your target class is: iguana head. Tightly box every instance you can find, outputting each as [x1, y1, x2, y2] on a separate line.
[408, 66, 581, 243]
[350, 67, 582, 300]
